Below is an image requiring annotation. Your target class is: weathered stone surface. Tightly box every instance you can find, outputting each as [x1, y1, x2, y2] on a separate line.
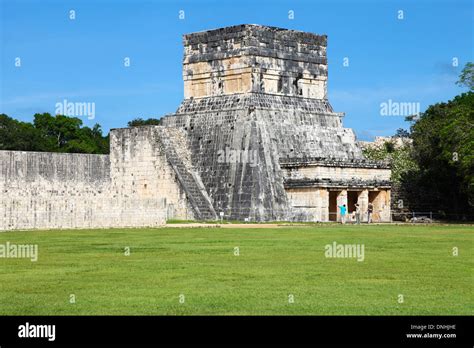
[183, 24, 328, 99]
[162, 24, 391, 222]
[109, 126, 195, 221]
[0, 151, 167, 230]
[0, 127, 195, 230]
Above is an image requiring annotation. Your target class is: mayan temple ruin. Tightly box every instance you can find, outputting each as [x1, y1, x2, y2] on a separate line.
[0, 24, 391, 231]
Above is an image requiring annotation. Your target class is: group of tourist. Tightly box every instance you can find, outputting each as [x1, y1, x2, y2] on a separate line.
[338, 202, 374, 224]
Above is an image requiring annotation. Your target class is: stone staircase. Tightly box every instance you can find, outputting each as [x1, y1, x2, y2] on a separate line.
[158, 128, 217, 220]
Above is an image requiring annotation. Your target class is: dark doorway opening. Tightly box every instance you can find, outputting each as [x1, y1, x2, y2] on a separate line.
[329, 191, 339, 221]
[347, 191, 360, 213]
[369, 191, 380, 205]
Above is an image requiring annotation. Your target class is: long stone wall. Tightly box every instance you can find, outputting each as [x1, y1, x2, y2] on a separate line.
[2, 151, 118, 230]
[0, 127, 196, 231]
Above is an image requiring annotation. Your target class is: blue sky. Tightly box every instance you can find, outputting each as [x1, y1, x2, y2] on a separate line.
[0, 0, 472, 140]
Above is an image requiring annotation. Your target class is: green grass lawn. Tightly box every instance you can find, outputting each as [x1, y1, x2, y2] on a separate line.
[0, 224, 472, 315]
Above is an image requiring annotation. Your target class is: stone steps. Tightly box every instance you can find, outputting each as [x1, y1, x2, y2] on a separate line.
[159, 128, 217, 220]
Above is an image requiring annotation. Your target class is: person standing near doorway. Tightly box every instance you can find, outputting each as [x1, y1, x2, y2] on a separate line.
[338, 204, 347, 224]
[367, 202, 374, 223]
[354, 203, 361, 224]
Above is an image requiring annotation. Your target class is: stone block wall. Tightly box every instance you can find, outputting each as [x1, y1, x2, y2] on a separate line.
[109, 126, 194, 221]
[285, 188, 329, 221]
[1, 151, 106, 230]
[282, 162, 391, 184]
[0, 126, 197, 231]
[0, 151, 168, 231]
[183, 24, 328, 99]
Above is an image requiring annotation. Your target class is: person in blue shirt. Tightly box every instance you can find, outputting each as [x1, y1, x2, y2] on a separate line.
[338, 204, 347, 224]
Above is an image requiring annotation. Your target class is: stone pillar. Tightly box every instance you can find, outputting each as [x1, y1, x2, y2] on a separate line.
[377, 189, 391, 222]
[359, 189, 369, 222]
[336, 190, 347, 222]
[319, 189, 329, 222]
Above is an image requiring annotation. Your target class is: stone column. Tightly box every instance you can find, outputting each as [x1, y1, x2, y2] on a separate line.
[377, 189, 391, 222]
[319, 189, 329, 222]
[336, 190, 347, 222]
[359, 189, 369, 222]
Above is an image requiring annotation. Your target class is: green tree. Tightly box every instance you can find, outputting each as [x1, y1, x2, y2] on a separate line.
[0, 114, 48, 151]
[32, 113, 109, 154]
[394, 128, 410, 138]
[34, 113, 83, 150]
[363, 140, 417, 183]
[456, 62, 474, 90]
[407, 92, 474, 217]
[0, 113, 109, 154]
[128, 117, 161, 127]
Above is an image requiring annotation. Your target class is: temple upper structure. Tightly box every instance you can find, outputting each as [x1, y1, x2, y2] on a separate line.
[182, 24, 328, 99]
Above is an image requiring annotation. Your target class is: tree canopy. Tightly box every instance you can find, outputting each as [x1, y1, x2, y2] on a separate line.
[0, 113, 164, 154]
[364, 101, 473, 217]
[363, 62, 474, 219]
[127, 117, 161, 127]
[407, 91, 473, 215]
[456, 62, 474, 90]
[0, 113, 109, 154]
